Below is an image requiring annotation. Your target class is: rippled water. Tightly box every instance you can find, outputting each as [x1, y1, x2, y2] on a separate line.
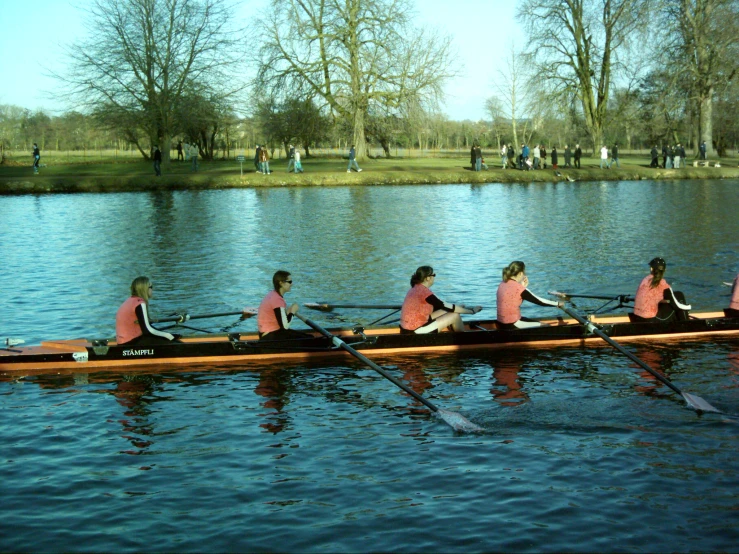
[1, 181, 739, 551]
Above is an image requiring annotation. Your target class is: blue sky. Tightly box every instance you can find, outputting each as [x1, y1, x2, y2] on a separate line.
[0, 0, 524, 121]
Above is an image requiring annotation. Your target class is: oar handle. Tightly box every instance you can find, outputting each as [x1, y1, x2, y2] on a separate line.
[559, 305, 682, 395]
[294, 313, 439, 412]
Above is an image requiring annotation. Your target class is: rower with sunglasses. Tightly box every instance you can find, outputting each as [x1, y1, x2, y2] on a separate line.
[399, 266, 482, 334]
[115, 276, 180, 345]
[257, 270, 311, 340]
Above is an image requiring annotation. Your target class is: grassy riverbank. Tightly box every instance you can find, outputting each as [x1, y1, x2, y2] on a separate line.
[2, 154, 738, 194]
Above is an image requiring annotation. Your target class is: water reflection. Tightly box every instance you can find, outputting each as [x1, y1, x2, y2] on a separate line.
[490, 357, 530, 406]
[254, 368, 292, 434]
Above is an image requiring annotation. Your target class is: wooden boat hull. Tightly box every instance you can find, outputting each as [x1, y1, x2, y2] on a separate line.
[2, 311, 738, 374]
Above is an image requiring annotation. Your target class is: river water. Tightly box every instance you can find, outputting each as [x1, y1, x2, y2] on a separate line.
[1, 180, 738, 551]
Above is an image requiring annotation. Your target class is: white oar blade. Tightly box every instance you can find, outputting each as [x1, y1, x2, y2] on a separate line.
[682, 392, 722, 414]
[436, 409, 485, 433]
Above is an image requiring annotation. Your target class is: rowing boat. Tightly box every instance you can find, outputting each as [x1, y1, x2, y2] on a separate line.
[2, 311, 738, 374]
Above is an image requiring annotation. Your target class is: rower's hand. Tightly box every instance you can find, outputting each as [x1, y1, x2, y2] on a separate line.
[288, 303, 299, 314]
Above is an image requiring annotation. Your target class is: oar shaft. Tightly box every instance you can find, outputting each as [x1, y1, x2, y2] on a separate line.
[154, 311, 246, 323]
[295, 313, 439, 412]
[561, 305, 682, 395]
[305, 303, 403, 311]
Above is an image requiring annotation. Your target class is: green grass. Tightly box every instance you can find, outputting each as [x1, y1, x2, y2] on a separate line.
[2, 152, 738, 194]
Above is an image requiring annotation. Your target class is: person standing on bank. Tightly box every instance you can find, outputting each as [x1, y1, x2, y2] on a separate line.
[563, 145, 571, 168]
[500, 143, 508, 169]
[496, 261, 562, 329]
[177, 141, 184, 161]
[629, 257, 692, 323]
[551, 146, 558, 169]
[347, 145, 362, 172]
[650, 145, 659, 167]
[574, 144, 582, 168]
[287, 144, 295, 173]
[257, 271, 310, 340]
[32, 143, 40, 174]
[115, 276, 180, 346]
[400, 266, 481, 334]
[260, 145, 270, 174]
[254, 145, 261, 171]
[153, 146, 162, 176]
[600, 145, 609, 169]
[475, 144, 483, 171]
[610, 143, 620, 168]
[699, 141, 707, 161]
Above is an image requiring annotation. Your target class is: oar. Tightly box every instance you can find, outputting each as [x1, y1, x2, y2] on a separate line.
[154, 308, 256, 324]
[293, 313, 484, 432]
[305, 302, 403, 312]
[559, 304, 721, 414]
[549, 290, 633, 302]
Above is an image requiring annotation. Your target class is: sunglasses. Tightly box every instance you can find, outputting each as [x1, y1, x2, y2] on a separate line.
[284, 280, 293, 284]
[430, 273, 436, 277]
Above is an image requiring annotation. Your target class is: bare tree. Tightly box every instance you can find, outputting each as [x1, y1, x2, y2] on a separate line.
[256, 0, 455, 160]
[658, 0, 739, 156]
[57, 0, 245, 162]
[517, 0, 648, 150]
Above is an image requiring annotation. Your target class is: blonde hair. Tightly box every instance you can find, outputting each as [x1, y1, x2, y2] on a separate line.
[130, 276, 152, 302]
[502, 261, 526, 281]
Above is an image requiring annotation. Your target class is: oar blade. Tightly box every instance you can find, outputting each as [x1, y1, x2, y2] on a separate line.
[682, 392, 722, 414]
[436, 408, 485, 433]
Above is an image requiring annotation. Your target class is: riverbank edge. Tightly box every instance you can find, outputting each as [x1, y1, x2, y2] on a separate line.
[2, 166, 738, 194]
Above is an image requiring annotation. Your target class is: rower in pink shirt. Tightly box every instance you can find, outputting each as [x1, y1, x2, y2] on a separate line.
[257, 270, 311, 340]
[115, 276, 179, 345]
[496, 261, 561, 329]
[629, 257, 691, 322]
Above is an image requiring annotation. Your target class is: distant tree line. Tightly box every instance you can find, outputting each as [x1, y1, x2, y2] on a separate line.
[2, 0, 737, 164]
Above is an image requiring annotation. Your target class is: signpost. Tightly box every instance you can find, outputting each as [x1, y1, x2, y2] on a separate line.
[236, 154, 246, 176]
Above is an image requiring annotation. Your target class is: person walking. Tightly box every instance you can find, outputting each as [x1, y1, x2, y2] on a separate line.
[32, 143, 40, 174]
[650, 145, 659, 168]
[287, 144, 295, 173]
[600, 145, 609, 169]
[574, 144, 582, 168]
[507, 144, 516, 169]
[176, 141, 183, 161]
[294, 149, 304, 173]
[153, 146, 162, 176]
[500, 144, 508, 169]
[190, 144, 199, 172]
[347, 145, 361, 172]
[609, 143, 620, 168]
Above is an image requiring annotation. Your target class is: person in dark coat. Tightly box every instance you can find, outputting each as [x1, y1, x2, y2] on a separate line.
[699, 141, 707, 160]
[254, 145, 261, 171]
[540, 145, 547, 169]
[153, 146, 162, 176]
[662, 144, 669, 168]
[574, 144, 582, 168]
[650, 146, 659, 168]
[507, 144, 516, 169]
[470, 145, 476, 170]
[563, 145, 571, 168]
[551, 146, 558, 169]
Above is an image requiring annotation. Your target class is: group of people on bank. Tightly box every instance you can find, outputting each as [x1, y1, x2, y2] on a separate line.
[114, 261, 739, 346]
[500, 143, 584, 170]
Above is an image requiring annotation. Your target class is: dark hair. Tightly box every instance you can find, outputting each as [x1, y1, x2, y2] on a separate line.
[410, 266, 434, 286]
[272, 270, 291, 292]
[649, 257, 666, 288]
[502, 261, 526, 282]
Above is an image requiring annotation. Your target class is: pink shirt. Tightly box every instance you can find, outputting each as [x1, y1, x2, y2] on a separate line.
[400, 285, 434, 330]
[730, 274, 739, 310]
[497, 280, 526, 324]
[633, 275, 670, 318]
[257, 290, 288, 335]
[115, 296, 146, 344]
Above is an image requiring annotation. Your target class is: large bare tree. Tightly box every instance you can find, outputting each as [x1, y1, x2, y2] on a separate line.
[517, 0, 647, 150]
[256, 0, 455, 160]
[58, 0, 245, 161]
[659, 0, 738, 156]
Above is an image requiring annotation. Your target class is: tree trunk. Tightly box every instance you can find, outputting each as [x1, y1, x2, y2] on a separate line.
[699, 91, 715, 157]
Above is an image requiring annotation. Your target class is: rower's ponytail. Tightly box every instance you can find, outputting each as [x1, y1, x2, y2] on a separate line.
[410, 266, 434, 286]
[502, 261, 525, 282]
[649, 257, 666, 288]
